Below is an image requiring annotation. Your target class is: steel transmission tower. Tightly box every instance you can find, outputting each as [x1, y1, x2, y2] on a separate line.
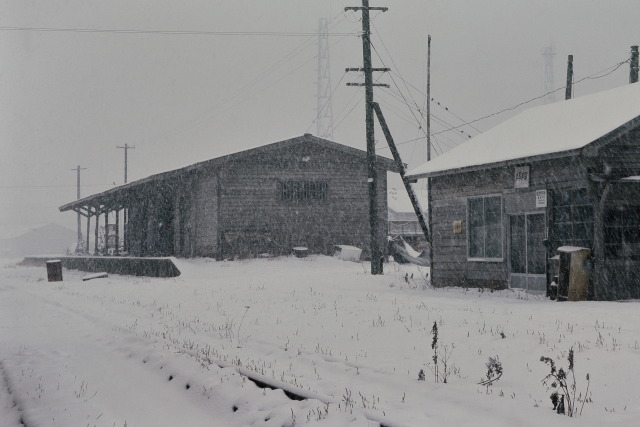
[543, 44, 557, 104]
[316, 18, 334, 139]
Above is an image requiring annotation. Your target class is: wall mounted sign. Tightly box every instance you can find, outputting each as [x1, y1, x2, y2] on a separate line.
[515, 166, 530, 188]
[536, 189, 548, 208]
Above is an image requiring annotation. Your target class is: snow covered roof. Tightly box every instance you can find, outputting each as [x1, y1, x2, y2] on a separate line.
[60, 134, 399, 212]
[407, 83, 640, 178]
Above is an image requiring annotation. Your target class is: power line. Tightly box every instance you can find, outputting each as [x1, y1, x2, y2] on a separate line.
[380, 86, 473, 143]
[0, 26, 358, 37]
[143, 13, 351, 144]
[369, 40, 437, 157]
[434, 58, 631, 136]
[0, 184, 113, 189]
[368, 28, 473, 158]
[307, 72, 347, 135]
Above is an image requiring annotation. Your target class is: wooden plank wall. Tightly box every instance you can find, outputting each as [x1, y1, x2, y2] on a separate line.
[596, 128, 640, 176]
[429, 156, 591, 289]
[210, 143, 388, 258]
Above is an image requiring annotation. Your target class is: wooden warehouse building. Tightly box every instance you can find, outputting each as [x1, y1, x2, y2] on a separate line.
[407, 83, 640, 300]
[60, 134, 399, 260]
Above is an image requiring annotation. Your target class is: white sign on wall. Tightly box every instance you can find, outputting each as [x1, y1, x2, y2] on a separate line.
[515, 166, 530, 188]
[536, 189, 548, 208]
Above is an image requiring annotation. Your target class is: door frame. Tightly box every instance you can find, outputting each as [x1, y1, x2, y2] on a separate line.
[508, 211, 547, 292]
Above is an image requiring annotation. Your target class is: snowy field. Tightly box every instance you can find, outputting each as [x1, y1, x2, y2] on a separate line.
[1, 256, 639, 426]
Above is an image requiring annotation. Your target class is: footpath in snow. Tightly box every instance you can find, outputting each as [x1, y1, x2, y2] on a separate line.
[1, 256, 639, 426]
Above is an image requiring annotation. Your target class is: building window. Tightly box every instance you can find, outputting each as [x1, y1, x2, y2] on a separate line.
[279, 181, 328, 202]
[550, 188, 593, 249]
[605, 206, 640, 259]
[468, 195, 503, 260]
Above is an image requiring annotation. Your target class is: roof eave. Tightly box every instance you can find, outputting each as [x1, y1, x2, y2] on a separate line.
[407, 149, 581, 179]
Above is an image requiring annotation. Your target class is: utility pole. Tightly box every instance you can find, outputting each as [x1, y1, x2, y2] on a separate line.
[117, 143, 134, 254]
[117, 143, 135, 184]
[630, 45, 639, 84]
[426, 35, 434, 274]
[426, 36, 432, 163]
[346, 0, 389, 275]
[316, 17, 334, 139]
[565, 55, 574, 100]
[71, 165, 87, 249]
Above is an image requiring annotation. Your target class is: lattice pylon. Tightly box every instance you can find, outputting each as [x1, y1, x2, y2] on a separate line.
[316, 18, 334, 139]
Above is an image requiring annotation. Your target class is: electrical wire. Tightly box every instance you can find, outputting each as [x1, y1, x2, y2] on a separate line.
[143, 13, 351, 144]
[434, 58, 631, 136]
[0, 26, 359, 37]
[380, 86, 471, 141]
[391, 72, 483, 135]
[306, 72, 348, 135]
[0, 184, 113, 189]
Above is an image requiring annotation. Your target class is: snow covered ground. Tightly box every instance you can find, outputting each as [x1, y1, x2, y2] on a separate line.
[1, 256, 639, 426]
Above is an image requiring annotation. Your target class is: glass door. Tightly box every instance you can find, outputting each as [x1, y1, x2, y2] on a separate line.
[510, 213, 546, 291]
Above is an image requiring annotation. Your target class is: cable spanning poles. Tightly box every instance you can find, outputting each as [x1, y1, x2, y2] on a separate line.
[345, 0, 389, 275]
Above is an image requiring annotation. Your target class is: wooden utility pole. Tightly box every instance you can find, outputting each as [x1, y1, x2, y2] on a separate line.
[426, 35, 434, 272]
[117, 143, 135, 184]
[565, 55, 573, 100]
[71, 165, 86, 249]
[631, 45, 639, 84]
[426, 36, 431, 163]
[345, 0, 388, 275]
[117, 143, 134, 254]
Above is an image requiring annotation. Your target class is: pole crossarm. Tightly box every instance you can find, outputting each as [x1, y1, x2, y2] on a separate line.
[345, 7, 388, 12]
[117, 144, 135, 184]
[345, 67, 390, 72]
[346, 82, 390, 88]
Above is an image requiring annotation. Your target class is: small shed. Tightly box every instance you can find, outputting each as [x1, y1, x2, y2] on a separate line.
[407, 83, 640, 300]
[60, 134, 399, 259]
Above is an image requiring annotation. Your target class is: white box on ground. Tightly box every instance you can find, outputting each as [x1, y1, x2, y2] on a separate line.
[333, 245, 362, 262]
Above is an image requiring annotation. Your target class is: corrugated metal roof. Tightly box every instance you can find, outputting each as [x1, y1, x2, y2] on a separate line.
[407, 83, 640, 178]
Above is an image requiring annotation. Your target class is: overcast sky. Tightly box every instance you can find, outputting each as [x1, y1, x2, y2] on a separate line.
[1, 0, 638, 238]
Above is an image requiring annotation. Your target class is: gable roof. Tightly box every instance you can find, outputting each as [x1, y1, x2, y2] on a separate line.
[60, 134, 399, 212]
[407, 83, 640, 178]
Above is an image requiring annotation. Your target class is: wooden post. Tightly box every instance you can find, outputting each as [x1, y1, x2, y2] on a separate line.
[115, 209, 120, 256]
[565, 55, 573, 100]
[72, 165, 86, 249]
[373, 102, 430, 242]
[426, 35, 434, 275]
[123, 195, 128, 254]
[344, 0, 389, 274]
[362, 0, 381, 274]
[94, 210, 99, 254]
[86, 209, 90, 254]
[104, 211, 110, 254]
[631, 45, 639, 84]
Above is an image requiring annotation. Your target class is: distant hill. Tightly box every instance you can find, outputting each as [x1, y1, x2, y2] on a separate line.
[0, 223, 77, 257]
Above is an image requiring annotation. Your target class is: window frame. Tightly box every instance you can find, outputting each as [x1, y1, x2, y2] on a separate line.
[466, 194, 504, 262]
[277, 180, 328, 203]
